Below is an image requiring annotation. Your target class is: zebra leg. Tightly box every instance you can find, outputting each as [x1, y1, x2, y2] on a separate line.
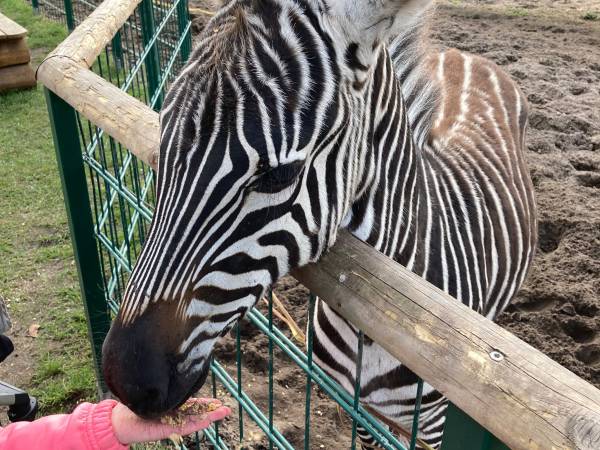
[356, 401, 447, 450]
[312, 299, 451, 449]
[412, 398, 448, 449]
[356, 423, 397, 450]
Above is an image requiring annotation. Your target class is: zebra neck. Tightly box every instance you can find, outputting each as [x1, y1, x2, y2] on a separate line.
[389, 13, 438, 150]
[345, 47, 434, 274]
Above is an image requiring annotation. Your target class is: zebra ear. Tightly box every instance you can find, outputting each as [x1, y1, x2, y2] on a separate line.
[324, 0, 433, 47]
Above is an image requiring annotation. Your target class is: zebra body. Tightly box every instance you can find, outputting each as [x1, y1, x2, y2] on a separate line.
[102, 0, 537, 448]
[313, 46, 536, 447]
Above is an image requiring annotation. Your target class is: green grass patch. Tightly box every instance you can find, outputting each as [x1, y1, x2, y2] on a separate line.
[0, 2, 96, 416]
[506, 7, 529, 17]
[31, 351, 96, 413]
[37, 356, 65, 379]
[582, 11, 599, 21]
[44, 286, 91, 342]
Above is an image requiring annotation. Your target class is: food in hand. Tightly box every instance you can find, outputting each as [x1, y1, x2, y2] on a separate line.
[160, 400, 221, 427]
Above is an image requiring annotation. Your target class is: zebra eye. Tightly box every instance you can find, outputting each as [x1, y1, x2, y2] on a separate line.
[249, 161, 304, 194]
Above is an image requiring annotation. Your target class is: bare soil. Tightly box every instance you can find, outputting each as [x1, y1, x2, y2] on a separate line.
[188, 0, 600, 447]
[430, 0, 600, 387]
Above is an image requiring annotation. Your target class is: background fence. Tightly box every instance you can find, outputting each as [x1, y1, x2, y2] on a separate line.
[35, 0, 600, 449]
[30, 0, 97, 30]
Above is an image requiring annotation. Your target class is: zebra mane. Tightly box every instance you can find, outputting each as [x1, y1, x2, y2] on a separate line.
[194, 0, 439, 150]
[388, 9, 439, 150]
[195, 1, 250, 73]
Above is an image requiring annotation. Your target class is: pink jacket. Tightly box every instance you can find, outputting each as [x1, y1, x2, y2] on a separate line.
[0, 400, 127, 450]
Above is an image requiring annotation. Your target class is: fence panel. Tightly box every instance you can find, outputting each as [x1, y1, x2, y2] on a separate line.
[31, 0, 98, 29]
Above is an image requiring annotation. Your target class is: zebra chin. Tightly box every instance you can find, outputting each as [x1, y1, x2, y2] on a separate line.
[101, 299, 214, 419]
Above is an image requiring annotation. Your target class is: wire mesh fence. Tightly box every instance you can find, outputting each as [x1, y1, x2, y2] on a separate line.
[39, 0, 512, 448]
[30, 0, 98, 30]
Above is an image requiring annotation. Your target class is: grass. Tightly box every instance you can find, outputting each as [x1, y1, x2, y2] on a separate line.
[506, 6, 529, 17]
[0, 0, 97, 415]
[0, 4, 177, 448]
[582, 11, 599, 21]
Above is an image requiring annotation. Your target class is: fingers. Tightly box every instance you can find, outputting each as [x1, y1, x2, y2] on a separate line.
[135, 406, 230, 444]
[206, 406, 231, 422]
[177, 405, 231, 436]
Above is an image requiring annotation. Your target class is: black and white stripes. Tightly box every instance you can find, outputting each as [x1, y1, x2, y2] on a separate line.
[103, 0, 536, 447]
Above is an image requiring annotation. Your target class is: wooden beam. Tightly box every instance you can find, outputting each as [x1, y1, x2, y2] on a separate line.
[35, 0, 158, 168]
[0, 13, 28, 41]
[293, 231, 600, 450]
[38, 58, 159, 168]
[41, 0, 141, 66]
[0, 63, 36, 92]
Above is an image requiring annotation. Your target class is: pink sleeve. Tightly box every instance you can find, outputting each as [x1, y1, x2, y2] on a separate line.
[0, 399, 128, 450]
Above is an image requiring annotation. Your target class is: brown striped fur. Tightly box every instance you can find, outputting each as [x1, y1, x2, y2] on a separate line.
[428, 48, 537, 286]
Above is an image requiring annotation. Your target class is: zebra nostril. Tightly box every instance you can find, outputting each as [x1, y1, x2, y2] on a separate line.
[102, 326, 174, 417]
[102, 298, 216, 417]
[143, 387, 162, 404]
[114, 377, 171, 418]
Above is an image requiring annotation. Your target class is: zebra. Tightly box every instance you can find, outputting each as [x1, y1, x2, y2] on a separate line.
[102, 0, 537, 448]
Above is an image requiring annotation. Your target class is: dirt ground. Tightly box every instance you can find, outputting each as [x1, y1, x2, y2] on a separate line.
[428, 0, 600, 387]
[187, 0, 600, 447]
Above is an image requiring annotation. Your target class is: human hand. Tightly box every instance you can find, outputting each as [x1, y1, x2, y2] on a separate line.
[111, 398, 231, 445]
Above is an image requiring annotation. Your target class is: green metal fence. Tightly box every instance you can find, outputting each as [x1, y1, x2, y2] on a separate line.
[41, 0, 510, 448]
[31, 0, 98, 30]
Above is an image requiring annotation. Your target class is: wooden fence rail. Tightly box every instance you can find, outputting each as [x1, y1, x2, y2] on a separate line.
[36, 0, 600, 448]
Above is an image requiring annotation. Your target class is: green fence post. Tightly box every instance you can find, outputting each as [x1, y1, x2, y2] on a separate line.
[31, 0, 39, 14]
[441, 403, 509, 450]
[44, 88, 111, 398]
[176, 0, 191, 62]
[140, 0, 162, 109]
[63, 0, 75, 32]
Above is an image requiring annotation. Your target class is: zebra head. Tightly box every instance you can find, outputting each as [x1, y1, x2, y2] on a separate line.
[102, 0, 433, 417]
